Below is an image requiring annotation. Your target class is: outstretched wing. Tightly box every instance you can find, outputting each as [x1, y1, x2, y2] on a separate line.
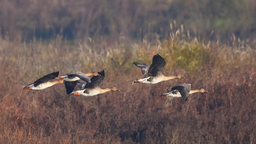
[74, 71, 91, 83]
[165, 97, 174, 108]
[133, 62, 150, 76]
[180, 84, 191, 93]
[147, 54, 166, 77]
[64, 81, 78, 94]
[34, 71, 59, 87]
[85, 70, 105, 89]
[171, 85, 189, 100]
[166, 86, 172, 92]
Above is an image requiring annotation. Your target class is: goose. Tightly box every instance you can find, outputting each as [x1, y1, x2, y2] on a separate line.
[161, 84, 206, 107]
[132, 54, 184, 84]
[71, 70, 119, 96]
[23, 71, 63, 90]
[56, 72, 98, 94]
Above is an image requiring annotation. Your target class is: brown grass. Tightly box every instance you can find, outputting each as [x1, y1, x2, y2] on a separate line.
[0, 34, 256, 143]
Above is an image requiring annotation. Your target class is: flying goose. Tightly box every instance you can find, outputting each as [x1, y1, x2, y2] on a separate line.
[71, 70, 119, 96]
[132, 54, 184, 84]
[161, 84, 206, 107]
[23, 71, 63, 90]
[56, 72, 98, 94]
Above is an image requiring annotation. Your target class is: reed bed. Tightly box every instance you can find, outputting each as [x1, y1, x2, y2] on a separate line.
[0, 32, 256, 143]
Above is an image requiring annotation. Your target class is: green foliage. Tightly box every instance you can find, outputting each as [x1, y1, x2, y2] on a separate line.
[161, 38, 208, 72]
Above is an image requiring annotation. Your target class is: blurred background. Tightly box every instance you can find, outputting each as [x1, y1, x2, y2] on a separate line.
[1, 0, 256, 143]
[1, 0, 256, 42]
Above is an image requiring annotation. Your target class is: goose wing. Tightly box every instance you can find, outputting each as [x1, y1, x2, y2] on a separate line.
[180, 84, 191, 93]
[64, 81, 78, 94]
[166, 86, 173, 92]
[34, 71, 59, 87]
[147, 54, 166, 77]
[165, 96, 174, 108]
[85, 70, 105, 89]
[133, 62, 150, 76]
[63, 72, 91, 94]
[73, 71, 91, 83]
[171, 85, 189, 100]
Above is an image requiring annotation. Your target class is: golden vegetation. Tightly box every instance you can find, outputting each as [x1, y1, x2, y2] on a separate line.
[1, 29, 256, 143]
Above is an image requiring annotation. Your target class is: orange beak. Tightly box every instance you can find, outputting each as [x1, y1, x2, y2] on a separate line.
[161, 94, 168, 97]
[23, 87, 30, 90]
[72, 92, 81, 96]
[133, 80, 143, 83]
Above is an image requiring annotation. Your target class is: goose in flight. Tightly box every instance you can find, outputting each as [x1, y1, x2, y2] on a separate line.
[132, 54, 184, 84]
[161, 84, 206, 107]
[23, 71, 63, 90]
[56, 72, 98, 94]
[71, 70, 119, 96]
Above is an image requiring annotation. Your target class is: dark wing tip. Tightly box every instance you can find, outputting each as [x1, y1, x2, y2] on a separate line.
[153, 53, 164, 60]
[155, 53, 162, 58]
[47, 71, 59, 77]
[53, 71, 59, 77]
[152, 54, 166, 65]
[33, 71, 59, 86]
[64, 81, 77, 94]
[98, 70, 105, 77]
[147, 54, 166, 76]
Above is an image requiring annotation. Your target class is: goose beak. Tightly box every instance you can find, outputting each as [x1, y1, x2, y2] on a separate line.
[132, 80, 143, 84]
[161, 93, 169, 97]
[72, 92, 81, 96]
[23, 86, 30, 90]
